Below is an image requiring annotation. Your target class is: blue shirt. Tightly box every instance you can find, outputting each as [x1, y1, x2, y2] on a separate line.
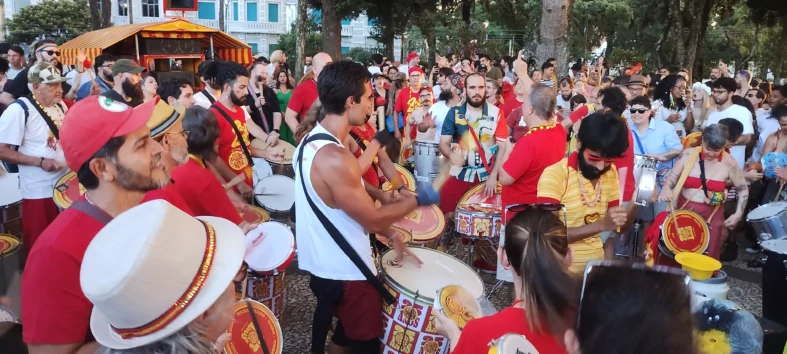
[76, 77, 112, 101]
[630, 118, 682, 170]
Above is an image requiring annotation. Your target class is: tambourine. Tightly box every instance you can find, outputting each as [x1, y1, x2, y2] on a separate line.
[661, 209, 710, 255]
[761, 152, 787, 179]
[434, 285, 482, 330]
[53, 171, 84, 210]
[488, 333, 540, 354]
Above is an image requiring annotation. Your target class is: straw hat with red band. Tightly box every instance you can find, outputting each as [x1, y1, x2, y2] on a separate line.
[80, 200, 245, 349]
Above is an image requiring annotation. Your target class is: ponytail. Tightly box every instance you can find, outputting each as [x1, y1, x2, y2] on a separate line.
[294, 99, 325, 143]
[504, 209, 577, 338]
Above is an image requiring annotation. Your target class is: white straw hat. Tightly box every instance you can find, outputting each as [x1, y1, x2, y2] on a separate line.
[80, 200, 245, 349]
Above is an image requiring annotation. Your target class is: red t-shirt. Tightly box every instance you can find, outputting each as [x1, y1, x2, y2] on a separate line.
[350, 123, 381, 188]
[505, 107, 528, 142]
[141, 181, 195, 216]
[451, 307, 567, 354]
[21, 197, 104, 344]
[287, 79, 318, 119]
[210, 101, 253, 188]
[171, 157, 243, 225]
[502, 123, 567, 222]
[499, 95, 524, 120]
[394, 87, 422, 138]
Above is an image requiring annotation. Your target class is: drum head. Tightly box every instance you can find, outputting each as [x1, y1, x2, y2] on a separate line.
[435, 285, 481, 329]
[264, 141, 296, 166]
[496, 334, 540, 354]
[53, 171, 84, 210]
[256, 175, 294, 211]
[0, 172, 21, 207]
[239, 206, 270, 225]
[392, 205, 445, 242]
[389, 226, 412, 244]
[761, 240, 787, 255]
[381, 164, 415, 192]
[457, 183, 501, 208]
[245, 222, 295, 272]
[0, 305, 16, 322]
[381, 247, 483, 302]
[661, 210, 709, 254]
[225, 300, 283, 354]
[0, 234, 20, 257]
[747, 202, 787, 221]
[252, 158, 273, 183]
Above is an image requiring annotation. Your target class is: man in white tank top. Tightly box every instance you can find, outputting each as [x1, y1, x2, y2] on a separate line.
[294, 61, 439, 354]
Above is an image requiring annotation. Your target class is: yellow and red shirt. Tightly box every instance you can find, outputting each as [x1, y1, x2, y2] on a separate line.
[211, 101, 253, 188]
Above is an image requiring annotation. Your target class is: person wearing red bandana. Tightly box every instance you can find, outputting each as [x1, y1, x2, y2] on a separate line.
[394, 66, 429, 163]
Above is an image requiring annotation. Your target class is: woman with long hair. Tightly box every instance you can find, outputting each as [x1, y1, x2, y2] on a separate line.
[691, 82, 712, 132]
[653, 74, 692, 137]
[267, 50, 287, 85]
[434, 208, 576, 353]
[294, 99, 324, 143]
[273, 67, 296, 145]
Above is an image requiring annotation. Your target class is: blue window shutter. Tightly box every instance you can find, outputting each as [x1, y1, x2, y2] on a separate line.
[248, 43, 258, 54]
[197, 2, 215, 20]
[268, 3, 279, 22]
[341, 17, 350, 25]
[246, 2, 258, 22]
[311, 9, 321, 25]
[232, 2, 238, 21]
[341, 46, 350, 54]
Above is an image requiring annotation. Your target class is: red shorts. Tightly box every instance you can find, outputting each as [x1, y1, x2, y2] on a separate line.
[333, 280, 383, 340]
[22, 198, 60, 251]
[440, 177, 478, 214]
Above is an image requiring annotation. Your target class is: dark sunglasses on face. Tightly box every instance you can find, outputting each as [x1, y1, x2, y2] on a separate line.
[38, 49, 60, 57]
[629, 108, 648, 114]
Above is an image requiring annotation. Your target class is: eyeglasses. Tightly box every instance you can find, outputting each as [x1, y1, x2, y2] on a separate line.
[166, 130, 189, 138]
[629, 108, 648, 114]
[584, 149, 616, 163]
[38, 49, 60, 57]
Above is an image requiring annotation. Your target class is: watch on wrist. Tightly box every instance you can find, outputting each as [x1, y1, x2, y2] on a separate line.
[39, 157, 45, 167]
[272, 129, 280, 133]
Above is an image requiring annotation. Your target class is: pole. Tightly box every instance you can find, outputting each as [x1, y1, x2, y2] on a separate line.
[210, 34, 215, 60]
[128, 0, 133, 24]
[134, 34, 140, 62]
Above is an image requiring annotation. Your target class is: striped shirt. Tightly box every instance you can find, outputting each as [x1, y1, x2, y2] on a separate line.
[441, 102, 508, 182]
[537, 153, 620, 273]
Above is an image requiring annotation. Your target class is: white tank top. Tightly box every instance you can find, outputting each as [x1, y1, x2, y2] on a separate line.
[293, 124, 376, 280]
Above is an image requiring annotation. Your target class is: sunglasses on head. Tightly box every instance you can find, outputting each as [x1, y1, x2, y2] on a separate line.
[583, 149, 616, 163]
[629, 108, 648, 114]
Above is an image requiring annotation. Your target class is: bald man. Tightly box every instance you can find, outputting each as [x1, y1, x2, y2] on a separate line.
[285, 52, 333, 135]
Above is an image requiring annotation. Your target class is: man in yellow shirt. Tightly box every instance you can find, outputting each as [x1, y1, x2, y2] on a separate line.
[537, 112, 629, 272]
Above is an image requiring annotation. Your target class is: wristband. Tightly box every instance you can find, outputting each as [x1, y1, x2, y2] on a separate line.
[39, 157, 45, 168]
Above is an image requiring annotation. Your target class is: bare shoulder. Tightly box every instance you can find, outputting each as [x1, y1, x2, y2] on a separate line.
[722, 154, 742, 170]
[313, 144, 360, 175]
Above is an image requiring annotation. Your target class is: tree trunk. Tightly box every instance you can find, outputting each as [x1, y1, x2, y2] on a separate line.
[776, 22, 787, 81]
[90, 0, 101, 29]
[670, 0, 684, 68]
[385, 35, 395, 59]
[102, 0, 112, 27]
[129, 0, 134, 24]
[461, 0, 473, 24]
[692, 0, 714, 77]
[294, 0, 308, 81]
[218, 0, 225, 32]
[0, 4, 5, 41]
[321, 0, 342, 61]
[682, 0, 705, 78]
[534, 0, 573, 73]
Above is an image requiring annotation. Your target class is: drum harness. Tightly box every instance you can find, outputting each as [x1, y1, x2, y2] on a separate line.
[211, 104, 255, 168]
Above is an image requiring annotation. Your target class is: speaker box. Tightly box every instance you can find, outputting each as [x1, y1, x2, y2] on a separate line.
[167, 0, 196, 10]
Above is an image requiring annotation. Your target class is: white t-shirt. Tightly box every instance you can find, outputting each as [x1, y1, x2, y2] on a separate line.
[432, 85, 442, 100]
[704, 104, 754, 169]
[0, 98, 68, 199]
[653, 99, 688, 137]
[193, 90, 218, 109]
[368, 66, 381, 75]
[428, 101, 452, 144]
[556, 93, 574, 111]
[7, 66, 24, 80]
[294, 124, 375, 280]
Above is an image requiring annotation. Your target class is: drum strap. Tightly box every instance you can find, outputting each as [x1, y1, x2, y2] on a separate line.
[348, 130, 382, 185]
[199, 90, 216, 104]
[297, 133, 396, 304]
[70, 200, 113, 225]
[672, 147, 701, 200]
[698, 159, 710, 198]
[211, 104, 255, 167]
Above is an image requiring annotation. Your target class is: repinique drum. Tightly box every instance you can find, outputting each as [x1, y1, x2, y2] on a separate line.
[413, 142, 442, 191]
[252, 157, 273, 185]
[455, 183, 502, 239]
[239, 206, 271, 225]
[488, 333, 540, 354]
[381, 226, 413, 247]
[255, 175, 294, 221]
[225, 300, 283, 354]
[244, 222, 295, 275]
[0, 305, 24, 354]
[0, 234, 21, 294]
[747, 202, 787, 241]
[633, 155, 658, 207]
[393, 205, 445, 248]
[380, 247, 484, 354]
[433, 285, 481, 330]
[762, 239, 787, 327]
[382, 164, 416, 192]
[252, 139, 296, 178]
[0, 172, 22, 238]
[661, 209, 710, 255]
[53, 171, 84, 210]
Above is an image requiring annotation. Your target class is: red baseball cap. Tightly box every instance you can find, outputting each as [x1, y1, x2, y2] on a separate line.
[61, 96, 157, 172]
[406, 52, 419, 63]
[408, 66, 424, 75]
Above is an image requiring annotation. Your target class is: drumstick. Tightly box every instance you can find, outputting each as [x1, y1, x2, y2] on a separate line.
[225, 173, 247, 190]
[776, 183, 785, 202]
[666, 202, 680, 246]
[432, 155, 452, 191]
[240, 275, 248, 300]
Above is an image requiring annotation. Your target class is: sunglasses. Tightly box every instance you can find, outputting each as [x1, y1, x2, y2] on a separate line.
[505, 203, 568, 227]
[746, 94, 756, 98]
[584, 149, 616, 163]
[629, 108, 648, 114]
[38, 49, 60, 57]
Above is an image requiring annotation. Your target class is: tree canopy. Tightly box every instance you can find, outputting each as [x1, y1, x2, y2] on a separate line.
[6, 0, 92, 45]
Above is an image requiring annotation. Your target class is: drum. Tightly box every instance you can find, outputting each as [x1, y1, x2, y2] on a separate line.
[747, 202, 787, 241]
[433, 285, 481, 330]
[239, 206, 270, 225]
[252, 139, 296, 178]
[380, 226, 413, 247]
[255, 175, 294, 221]
[633, 155, 658, 207]
[0, 173, 22, 238]
[0, 234, 21, 294]
[0, 305, 24, 354]
[244, 222, 296, 275]
[239, 272, 287, 321]
[53, 171, 84, 210]
[252, 157, 273, 185]
[225, 300, 283, 354]
[380, 247, 484, 354]
[661, 209, 710, 255]
[455, 184, 502, 239]
[382, 164, 416, 192]
[762, 239, 787, 327]
[393, 205, 445, 248]
[690, 270, 729, 309]
[488, 334, 540, 354]
[413, 142, 442, 191]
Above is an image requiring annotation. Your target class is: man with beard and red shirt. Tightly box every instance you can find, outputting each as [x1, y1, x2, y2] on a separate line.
[99, 59, 145, 107]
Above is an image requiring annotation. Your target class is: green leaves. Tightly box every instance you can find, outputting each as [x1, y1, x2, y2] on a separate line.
[6, 0, 92, 45]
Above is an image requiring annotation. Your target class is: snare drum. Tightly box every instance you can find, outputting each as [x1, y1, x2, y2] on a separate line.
[225, 300, 283, 354]
[488, 334, 540, 354]
[53, 171, 84, 210]
[255, 175, 295, 221]
[747, 202, 787, 241]
[413, 141, 442, 190]
[382, 164, 416, 192]
[380, 247, 484, 354]
[252, 157, 273, 185]
[0, 172, 22, 238]
[244, 222, 295, 275]
[0, 234, 21, 294]
[238, 206, 271, 225]
[633, 155, 658, 207]
[661, 209, 710, 255]
[455, 184, 502, 239]
[252, 139, 296, 178]
[393, 205, 445, 248]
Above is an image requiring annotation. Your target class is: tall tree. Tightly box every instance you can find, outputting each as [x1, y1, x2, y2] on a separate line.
[219, 0, 226, 32]
[747, 0, 787, 79]
[6, 0, 91, 44]
[90, 0, 101, 29]
[321, 0, 342, 59]
[295, 0, 309, 80]
[102, 0, 112, 28]
[534, 0, 574, 69]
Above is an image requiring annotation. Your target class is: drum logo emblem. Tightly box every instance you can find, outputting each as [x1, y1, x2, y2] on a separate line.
[473, 218, 491, 236]
[422, 338, 442, 354]
[405, 209, 424, 223]
[678, 226, 696, 242]
[390, 324, 415, 353]
[397, 301, 422, 326]
[228, 150, 249, 171]
[241, 323, 262, 351]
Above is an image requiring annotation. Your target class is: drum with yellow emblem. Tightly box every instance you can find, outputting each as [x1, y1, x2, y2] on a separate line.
[225, 299, 283, 354]
[661, 209, 710, 256]
[382, 164, 416, 193]
[53, 171, 84, 210]
[455, 183, 503, 239]
[392, 205, 445, 248]
[488, 333, 540, 354]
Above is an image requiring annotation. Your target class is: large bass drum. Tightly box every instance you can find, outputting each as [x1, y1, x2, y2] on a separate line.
[762, 239, 787, 327]
[413, 142, 442, 191]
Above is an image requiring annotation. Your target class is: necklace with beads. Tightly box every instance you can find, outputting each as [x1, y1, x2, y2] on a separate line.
[523, 122, 556, 137]
[32, 95, 65, 127]
[577, 172, 602, 207]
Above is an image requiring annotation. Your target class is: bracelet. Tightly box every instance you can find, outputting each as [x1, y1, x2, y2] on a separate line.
[39, 157, 44, 167]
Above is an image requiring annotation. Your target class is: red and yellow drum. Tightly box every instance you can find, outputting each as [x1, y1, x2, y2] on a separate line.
[455, 184, 503, 239]
[53, 171, 84, 210]
[393, 205, 445, 248]
[433, 285, 481, 330]
[0, 234, 21, 293]
[382, 164, 416, 192]
[662, 209, 710, 255]
[239, 206, 271, 225]
[237, 272, 287, 322]
[225, 300, 283, 354]
[378, 226, 413, 246]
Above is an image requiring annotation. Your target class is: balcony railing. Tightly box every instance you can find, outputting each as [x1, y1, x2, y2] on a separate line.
[228, 21, 286, 34]
[111, 16, 165, 26]
[341, 25, 352, 36]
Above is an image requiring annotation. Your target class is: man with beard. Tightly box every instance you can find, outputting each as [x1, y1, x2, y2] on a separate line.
[556, 77, 575, 116]
[21, 96, 165, 354]
[537, 111, 629, 272]
[709, 67, 721, 82]
[76, 53, 116, 101]
[1, 39, 73, 105]
[704, 77, 754, 169]
[100, 59, 145, 107]
[295, 61, 433, 354]
[431, 67, 453, 100]
[394, 66, 427, 145]
[439, 73, 508, 245]
[734, 70, 752, 98]
[427, 73, 463, 147]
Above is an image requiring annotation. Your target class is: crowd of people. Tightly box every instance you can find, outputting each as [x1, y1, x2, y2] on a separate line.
[0, 36, 782, 354]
